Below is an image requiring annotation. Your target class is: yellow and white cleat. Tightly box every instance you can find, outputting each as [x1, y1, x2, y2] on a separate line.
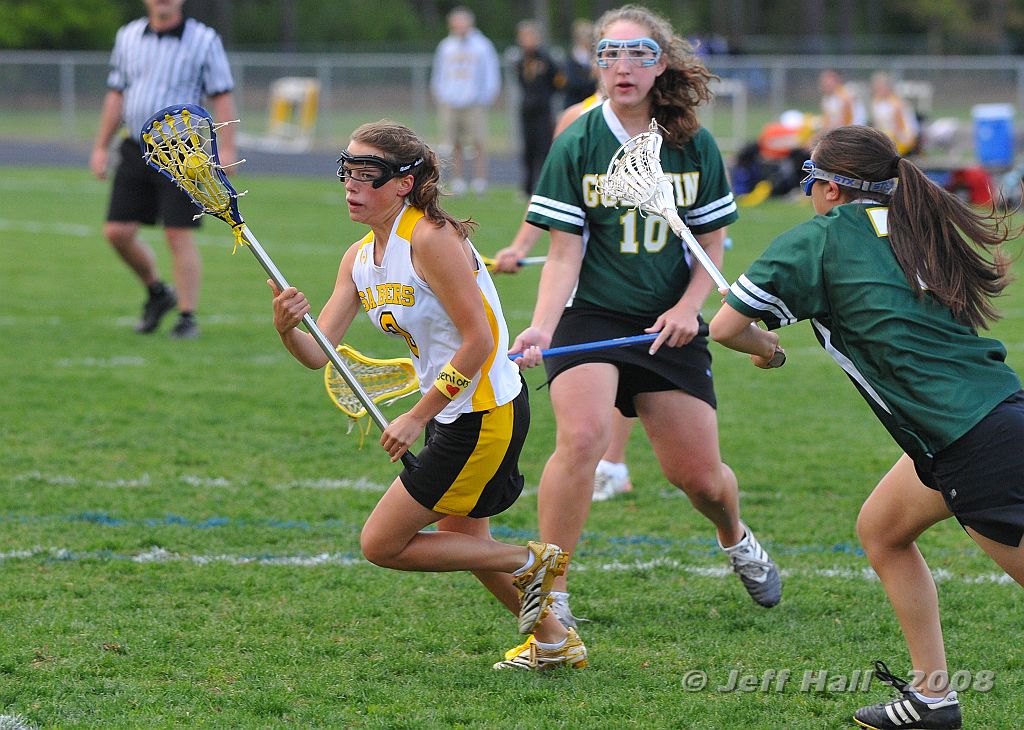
[512, 541, 569, 635]
[492, 629, 588, 671]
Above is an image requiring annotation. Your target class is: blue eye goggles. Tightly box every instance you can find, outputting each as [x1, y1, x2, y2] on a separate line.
[595, 37, 662, 68]
[336, 149, 424, 189]
[800, 159, 898, 197]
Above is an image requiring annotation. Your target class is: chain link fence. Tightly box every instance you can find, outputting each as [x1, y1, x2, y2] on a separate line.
[4, 50, 1024, 161]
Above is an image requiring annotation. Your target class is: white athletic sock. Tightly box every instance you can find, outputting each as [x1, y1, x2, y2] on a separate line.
[912, 690, 947, 704]
[720, 527, 750, 552]
[535, 636, 568, 650]
[596, 460, 628, 480]
[512, 549, 536, 576]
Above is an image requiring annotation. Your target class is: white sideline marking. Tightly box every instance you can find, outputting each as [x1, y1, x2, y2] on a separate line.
[0, 218, 93, 237]
[0, 217, 332, 254]
[111, 313, 268, 327]
[0, 316, 61, 326]
[53, 356, 146, 368]
[0, 715, 37, 730]
[589, 559, 1016, 584]
[132, 546, 363, 566]
[12, 471, 391, 493]
[51, 352, 290, 368]
[0, 547, 1016, 584]
[0, 178, 107, 195]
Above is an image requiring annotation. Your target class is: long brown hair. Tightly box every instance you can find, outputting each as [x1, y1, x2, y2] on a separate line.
[813, 125, 1017, 329]
[348, 120, 476, 239]
[594, 5, 716, 146]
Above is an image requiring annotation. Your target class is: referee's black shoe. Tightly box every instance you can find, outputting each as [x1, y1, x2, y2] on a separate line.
[135, 286, 177, 334]
[169, 313, 200, 340]
[854, 661, 962, 729]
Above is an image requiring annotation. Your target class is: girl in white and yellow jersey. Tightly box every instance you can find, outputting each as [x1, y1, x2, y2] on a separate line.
[267, 120, 585, 671]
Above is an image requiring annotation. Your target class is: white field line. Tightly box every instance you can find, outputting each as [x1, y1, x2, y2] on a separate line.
[10, 471, 535, 499]
[110, 313, 270, 328]
[2, 313, 379, 331]
[0, 179, 339, 207]
[51, 351, 287, 368]
[0, 546, 1016, 584]
[0, 177, 108, 195]
[0, 715, 38, 730]
[0, 217, 334, 255]
[52, 355, 147, 368]
[11, 471, 391, 493]
[0, 316, 60, 326]
[0, 218, 94, 236]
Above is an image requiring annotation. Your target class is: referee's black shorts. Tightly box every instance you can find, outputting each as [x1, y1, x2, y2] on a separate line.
[916, 390, 1024, 547]
[107, 138, 201, 228]
[543, 304, 716, 417]
[399, 381, 529, 519]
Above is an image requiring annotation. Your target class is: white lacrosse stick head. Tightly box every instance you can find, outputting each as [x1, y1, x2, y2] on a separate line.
[600, 118, 676, 216]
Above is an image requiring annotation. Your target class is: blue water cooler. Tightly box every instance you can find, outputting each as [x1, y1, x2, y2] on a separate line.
[972, 103, 1015, 167]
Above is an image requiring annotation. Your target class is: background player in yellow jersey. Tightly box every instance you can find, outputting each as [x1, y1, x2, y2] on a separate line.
[268, 120, 584, 671]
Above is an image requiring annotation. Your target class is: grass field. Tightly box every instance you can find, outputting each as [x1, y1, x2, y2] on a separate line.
[1, 167, 1022, 729]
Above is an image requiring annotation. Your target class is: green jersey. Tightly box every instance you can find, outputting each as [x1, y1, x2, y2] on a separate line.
[526, 101, 738, 319]
[726, 202, 1021, 463]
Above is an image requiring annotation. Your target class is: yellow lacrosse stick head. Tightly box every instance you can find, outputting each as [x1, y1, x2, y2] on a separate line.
[324, 344, 419, 420]
[140, 104, 248, 251]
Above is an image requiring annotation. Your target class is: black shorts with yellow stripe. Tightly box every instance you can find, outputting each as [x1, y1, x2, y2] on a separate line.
[399, 380, 529, 518]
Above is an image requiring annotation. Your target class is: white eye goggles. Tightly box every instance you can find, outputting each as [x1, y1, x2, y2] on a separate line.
[595, 37, 662, 68]
[800, 159, 898, 197]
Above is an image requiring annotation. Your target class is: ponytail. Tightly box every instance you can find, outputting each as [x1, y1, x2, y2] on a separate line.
[814, 125, 1018, 329]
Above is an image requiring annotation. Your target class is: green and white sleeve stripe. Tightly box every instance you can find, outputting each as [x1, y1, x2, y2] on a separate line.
[527, 195, 586, 233]
[729, 274, 798, 327]
[684, 192, 736, 228]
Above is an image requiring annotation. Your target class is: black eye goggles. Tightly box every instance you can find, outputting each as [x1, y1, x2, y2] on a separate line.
[336, 149, 424, 189]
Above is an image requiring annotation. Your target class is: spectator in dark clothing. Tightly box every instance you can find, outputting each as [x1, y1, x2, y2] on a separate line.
[561, 19, 595, 108]
[514, 20, 563, 197]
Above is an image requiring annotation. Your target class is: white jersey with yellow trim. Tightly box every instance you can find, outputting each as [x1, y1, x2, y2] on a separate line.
[351, 204, 522, 424]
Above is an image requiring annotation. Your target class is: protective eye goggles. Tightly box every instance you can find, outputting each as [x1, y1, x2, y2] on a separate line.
[595, 37, 662, 68]
[336, 149, 424, 189]
[800, 159, 898, 197]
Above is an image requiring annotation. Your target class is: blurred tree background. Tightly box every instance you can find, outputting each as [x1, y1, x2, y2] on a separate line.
[0, 0, 1021, 54]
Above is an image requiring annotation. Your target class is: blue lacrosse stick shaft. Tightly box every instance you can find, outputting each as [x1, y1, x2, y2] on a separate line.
[509, 323, 708, 360]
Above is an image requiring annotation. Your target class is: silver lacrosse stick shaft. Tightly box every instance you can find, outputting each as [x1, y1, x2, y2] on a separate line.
[656, 201, 730, 290]
[238, 225, 393, 436]
[606, 118, 731, 291]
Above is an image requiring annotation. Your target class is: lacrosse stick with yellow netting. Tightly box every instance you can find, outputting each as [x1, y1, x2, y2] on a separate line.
[324, 345, 418, 420]
[140, 103, 420, 467]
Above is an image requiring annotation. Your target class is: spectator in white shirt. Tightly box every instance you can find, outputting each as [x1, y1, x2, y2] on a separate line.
[430, 6, 501, 196]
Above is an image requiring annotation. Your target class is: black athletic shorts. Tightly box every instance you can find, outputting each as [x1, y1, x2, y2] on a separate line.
[107, 138, 201, 228]
[543, 304, 716, 417]
[915, 390, 1024, 547]
[399, 380, 529, 518]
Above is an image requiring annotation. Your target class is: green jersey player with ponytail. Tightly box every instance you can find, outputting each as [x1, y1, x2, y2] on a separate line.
[712, 124, 1024, 730]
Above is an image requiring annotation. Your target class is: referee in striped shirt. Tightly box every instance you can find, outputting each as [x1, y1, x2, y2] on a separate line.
[90, 0, 237, 340]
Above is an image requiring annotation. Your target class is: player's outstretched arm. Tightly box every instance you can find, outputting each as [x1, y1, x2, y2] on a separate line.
[709, 303, 786, 369]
